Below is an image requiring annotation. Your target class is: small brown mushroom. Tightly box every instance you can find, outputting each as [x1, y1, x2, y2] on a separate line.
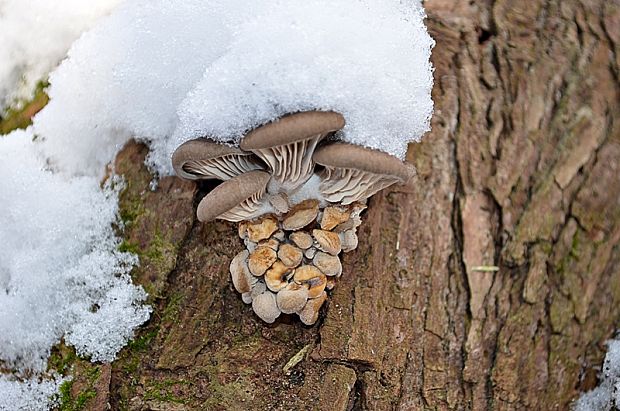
[240, 111, 345, 191]
[304, 247, 317, 259]
[248, 246, 277, 276]
[340, 230, 359, 253]
[265, 261, 292, 292]
[293, 265, 327, 298]
[282, 199, 319, 231]
[313, 143, 415, 204]
[278, 244, 303, 268]
[172, 138, 263, 180]
[276, 282, 309, 314]
[320, 206, 351, 231]
[252, 291, 281, 323]
[197, 170, 271, 222]
[312, 252, 342, 276]
[247, 216, 278, 243]
[290, 232, 313, 249]
[298, 291, 328, 325]
[312, 229, 341, 255]
[230, 250, 255, 294]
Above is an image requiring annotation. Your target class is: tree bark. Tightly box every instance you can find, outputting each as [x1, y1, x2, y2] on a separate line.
[68, 0, 620, 409]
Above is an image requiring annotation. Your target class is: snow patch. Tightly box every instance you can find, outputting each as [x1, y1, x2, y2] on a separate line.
[0, 0, 123, 109]
[575, 338, 620, 411]
[34, 0, 434, 178]
[0, 375, 64, 411]
[0, 131, 150, 372]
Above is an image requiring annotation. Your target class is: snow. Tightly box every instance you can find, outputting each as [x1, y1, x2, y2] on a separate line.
[34, 0, 434, 178]
[0, 0, 123, 110]
[0, 375, 64, 411]
[0, 130, 151, 370]
[575, 337, 620, 411]
[1, 0, 433, 407]
[175, 0, 434, 162]
[0, 130, 150, 409]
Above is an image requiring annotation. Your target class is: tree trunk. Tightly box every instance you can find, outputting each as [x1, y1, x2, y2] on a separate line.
[68, 0, 620, 409]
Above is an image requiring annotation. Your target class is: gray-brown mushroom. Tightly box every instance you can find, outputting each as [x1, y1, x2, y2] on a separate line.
[313, 143, 415, 204]
[196, 170, 271, 222]
[172, 138, 263, 180]
[240, 111, 345, 192]
[252, 291, 281, 323]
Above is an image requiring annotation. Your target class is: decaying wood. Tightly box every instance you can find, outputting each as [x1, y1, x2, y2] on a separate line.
[63, 0, 620, 409]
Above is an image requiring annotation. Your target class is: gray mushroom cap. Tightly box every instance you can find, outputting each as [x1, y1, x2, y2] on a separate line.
[240, 111, 345, 191]
[172, 138, 263, 181]
[313, 143, 416, 204]
[197, 170, 271, 222]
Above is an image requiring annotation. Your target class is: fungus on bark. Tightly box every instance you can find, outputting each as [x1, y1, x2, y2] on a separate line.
[172, 137, 262, 180]
[240, 111, 345, 192]
[313, 143, 415, 204]
[196, 170, 270, 222]
[172, 110, 414, 325]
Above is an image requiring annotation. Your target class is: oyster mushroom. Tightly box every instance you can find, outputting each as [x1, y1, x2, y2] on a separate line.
[313, 143, 415, 204]
[298, 291, 328, 325]
[172, 138, 263, 180]
[240, 111, 345, 193]
[252, 291, 281, 324]
[276, 282, 309, 314]
[197, 170, 271, 222]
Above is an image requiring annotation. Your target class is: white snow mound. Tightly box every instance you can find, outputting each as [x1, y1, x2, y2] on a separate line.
[0, 0, 123, 109]
[34, 0, 434, 177]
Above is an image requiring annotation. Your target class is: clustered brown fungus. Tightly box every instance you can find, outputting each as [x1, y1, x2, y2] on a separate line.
[172, 110, 414, 324]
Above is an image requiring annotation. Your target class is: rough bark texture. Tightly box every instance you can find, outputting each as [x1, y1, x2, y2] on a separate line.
[55, 0, 620, 409]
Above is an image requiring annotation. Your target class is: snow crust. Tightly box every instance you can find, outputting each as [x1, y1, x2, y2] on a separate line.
[0, 375, 64, 411]
[34, 0, 434, 178]
[0, 131, 150, 372]
[0, 0, 123, 109]
[575, 338, 620, 411]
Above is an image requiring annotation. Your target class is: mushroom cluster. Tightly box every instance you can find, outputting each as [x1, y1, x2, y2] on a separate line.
[172, 111, 414, 324]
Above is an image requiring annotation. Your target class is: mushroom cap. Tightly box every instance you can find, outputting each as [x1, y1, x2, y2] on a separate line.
[313, 143, 415, 182]
[197, 170, 271, 222]
[172, 138, 262, 180]
[252, 291, 281, 323]
[240, 111, 345, 150]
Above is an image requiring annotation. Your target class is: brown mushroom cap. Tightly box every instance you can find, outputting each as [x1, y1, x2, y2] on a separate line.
[239, 111, 345, 190]
[313, 143, 414, 182]
[197, 170, 271, 222]
[313, 143, 415, 204]
[172, 138, 263, 180]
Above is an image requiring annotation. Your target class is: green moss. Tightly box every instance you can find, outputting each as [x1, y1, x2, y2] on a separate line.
[118, 240, 141, 255]
[162, 292, 185, 324]
[56, 366, 100, 411]
[118, 197, 145, 229]
[0, 81, 49, 135]
[48, 345, 77, 375]
[143, 379, 190, 404]
[127, 329, 158, 352]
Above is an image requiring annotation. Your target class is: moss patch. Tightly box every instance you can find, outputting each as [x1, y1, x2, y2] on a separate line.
[0, 82, 49, 134]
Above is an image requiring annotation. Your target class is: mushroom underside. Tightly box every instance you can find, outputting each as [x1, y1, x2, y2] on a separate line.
[318, 167, 402, 205]
[181, 153, 263, 180]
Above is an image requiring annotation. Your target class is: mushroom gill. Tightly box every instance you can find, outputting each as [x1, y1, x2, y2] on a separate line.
[313, 143, 415, 204]
[196, 170, 271, 222]
[172, 137, 263, 180]
[240, 111, 345, 192]
[172, 110, 414, 325]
